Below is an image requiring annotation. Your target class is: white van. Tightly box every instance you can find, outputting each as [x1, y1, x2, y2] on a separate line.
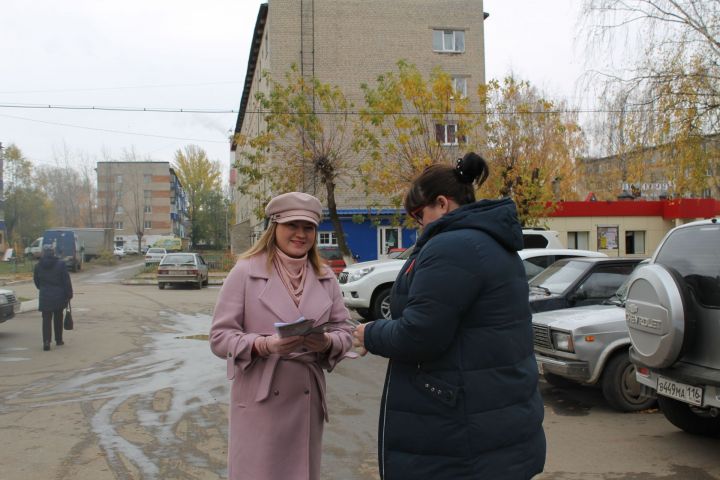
[24, 237, 43, 259]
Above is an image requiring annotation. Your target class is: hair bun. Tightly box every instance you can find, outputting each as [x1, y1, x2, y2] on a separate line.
[455, 152, 489, 185]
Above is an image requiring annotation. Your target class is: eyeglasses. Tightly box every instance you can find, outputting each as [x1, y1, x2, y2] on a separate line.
[408, 205, 426, 226]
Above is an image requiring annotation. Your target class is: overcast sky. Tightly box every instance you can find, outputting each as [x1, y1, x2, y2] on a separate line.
[0, 0, 587, 177]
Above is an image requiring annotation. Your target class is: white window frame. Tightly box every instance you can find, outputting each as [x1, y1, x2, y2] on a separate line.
[115, 205, 124, 214]
[143, 220, 152, 229]
[452, 76, 467, 99]
[433, 29, 465, 53]
[378, 226, 402, 258]
[568, 231, 589, 250]
[625, 230, 646, 255]
[114, 221, 124, 230]
[435, 123, 465, 146]
[144, 205, 152, 214]
[317, 232, 338, 246]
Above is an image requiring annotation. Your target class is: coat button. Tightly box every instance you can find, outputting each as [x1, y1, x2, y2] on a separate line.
[227, 352, 233, 358]
[304, 389, 310, 395]
[273, 390, 279, 396]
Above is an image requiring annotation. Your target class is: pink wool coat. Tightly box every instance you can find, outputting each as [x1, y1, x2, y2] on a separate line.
[210, 252, 354, 480]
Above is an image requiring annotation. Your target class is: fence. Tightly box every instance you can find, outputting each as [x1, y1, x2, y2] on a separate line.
[200, 252, 237, 272]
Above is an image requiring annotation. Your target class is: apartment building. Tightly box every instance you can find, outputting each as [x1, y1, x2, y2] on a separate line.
[96, 162, 188, 251]
[231, 0, 487, 258]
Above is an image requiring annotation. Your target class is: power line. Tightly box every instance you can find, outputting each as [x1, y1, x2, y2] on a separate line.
[0, 112, 229, 143]
[0, 102, 711, 116]
[0, 80, 244, 95]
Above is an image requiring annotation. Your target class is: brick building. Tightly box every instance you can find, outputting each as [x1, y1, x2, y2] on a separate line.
[96, 162, 188, 251]
[230, 0, 487, 259]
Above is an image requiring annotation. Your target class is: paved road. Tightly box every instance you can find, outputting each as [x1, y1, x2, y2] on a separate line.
[0, 264, 718, 479]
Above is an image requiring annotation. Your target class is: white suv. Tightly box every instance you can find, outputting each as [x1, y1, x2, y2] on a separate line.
[340, 229, 599, 321]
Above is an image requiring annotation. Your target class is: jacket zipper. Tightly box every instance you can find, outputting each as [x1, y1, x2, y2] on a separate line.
[380, 359, 392, 479]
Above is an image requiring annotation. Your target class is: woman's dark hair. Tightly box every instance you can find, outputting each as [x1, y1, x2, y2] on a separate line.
[404, 152, 489, 214]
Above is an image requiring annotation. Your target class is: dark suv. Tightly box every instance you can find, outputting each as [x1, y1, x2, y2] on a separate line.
[625, 218, 720, 435]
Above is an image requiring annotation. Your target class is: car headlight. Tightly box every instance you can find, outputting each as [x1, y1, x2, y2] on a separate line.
[348, 267, 374, 282]
[551, 330, 575, 352]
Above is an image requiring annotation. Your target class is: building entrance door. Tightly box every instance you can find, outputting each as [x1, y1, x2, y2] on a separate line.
[378, 227, 401, 259]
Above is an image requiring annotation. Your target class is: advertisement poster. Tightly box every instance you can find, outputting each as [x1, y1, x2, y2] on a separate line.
[597, 226, 619, 250]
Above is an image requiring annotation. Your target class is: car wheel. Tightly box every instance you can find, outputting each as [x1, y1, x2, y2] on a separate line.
[601, 352, 657, 412]
[158, 283, 165, 290]
[203, 276, 209, 286]
[542, 372, 577, 389]
[355, 308, 373, 321]
[658, 396, 720, 436]
[371, 287, 392, 320]
[196, 278, 203, 289]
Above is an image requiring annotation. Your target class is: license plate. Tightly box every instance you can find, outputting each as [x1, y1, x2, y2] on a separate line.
[657, 377, 704, 406]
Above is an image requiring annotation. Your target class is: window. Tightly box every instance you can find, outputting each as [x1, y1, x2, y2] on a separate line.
[625, 230, 645, 254]
[115, 175, 123, 184]
[144, 205, 152, 214]
[144, 190, 152, 199]
[143, 220, 152, 229]
[432, 29, 465, 53]
[114, 221, 123, 230]
[143, 174, 152, 184]
[452, 77, 467, 98]
[115, 205, 124, 214]
[115, 190, 123, 200]
[575, 264, 637, 300]
[568, 231, 590, 250]
[318, 232, 337, 246]
[435, 123, 466, 145]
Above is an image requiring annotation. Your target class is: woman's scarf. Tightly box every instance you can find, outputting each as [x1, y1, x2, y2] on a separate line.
[272, 247, 308, 306]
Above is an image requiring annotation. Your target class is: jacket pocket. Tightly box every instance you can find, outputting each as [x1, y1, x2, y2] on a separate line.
[411, 370, 460, 407]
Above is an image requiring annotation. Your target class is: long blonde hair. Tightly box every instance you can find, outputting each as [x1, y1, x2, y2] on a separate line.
[239, 222, 325, 274]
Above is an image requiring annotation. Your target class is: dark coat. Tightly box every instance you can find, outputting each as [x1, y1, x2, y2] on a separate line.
[34, 254, 73, 312]
[364, 197, 546, 480]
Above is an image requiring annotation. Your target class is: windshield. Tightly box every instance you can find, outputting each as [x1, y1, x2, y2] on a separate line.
[529, 260, 589, 294]
[161, 254, 194, 265]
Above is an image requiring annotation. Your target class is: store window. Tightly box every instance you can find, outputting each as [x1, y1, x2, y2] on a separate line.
[625, 230, 645, 254]
[568, 231, 589, 250]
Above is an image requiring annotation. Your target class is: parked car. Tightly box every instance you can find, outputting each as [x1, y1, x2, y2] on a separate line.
[532, 266, 655, 412]
[625, 218, 720, 435]
[529, 257, 643, 314]
[522, 228, 564, 249]
[0, 288, 21, 324]
[318, 246, 346, 276]
[113, 247, 126, 258]
[144, 248, 167, 266]
[157, 253, 209, 289]
[24, 237, 43, 259]
[123, 246, 138, 255]
[340, 247, 606, 321]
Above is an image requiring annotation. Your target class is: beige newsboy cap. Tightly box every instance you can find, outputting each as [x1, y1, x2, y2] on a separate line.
[265, 192, 323, 226]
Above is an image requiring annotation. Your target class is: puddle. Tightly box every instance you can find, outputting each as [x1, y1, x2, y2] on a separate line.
[0, 311, 227, 479]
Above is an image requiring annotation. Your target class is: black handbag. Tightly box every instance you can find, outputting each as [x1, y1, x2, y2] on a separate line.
[64, 302, 74, 330]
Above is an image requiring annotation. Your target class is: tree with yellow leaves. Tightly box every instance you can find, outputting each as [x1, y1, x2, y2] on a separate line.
[234, 65, 357, 261]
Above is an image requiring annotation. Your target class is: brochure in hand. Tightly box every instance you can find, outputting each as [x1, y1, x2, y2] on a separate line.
[274, 317, 328, 338]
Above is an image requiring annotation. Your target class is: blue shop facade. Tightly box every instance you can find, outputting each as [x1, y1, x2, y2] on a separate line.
[317, 209, 418, 262]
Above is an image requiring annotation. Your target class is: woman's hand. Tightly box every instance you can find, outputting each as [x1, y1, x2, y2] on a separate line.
[303, 333, 332, 353]
[261, 335, 304, 355]
[352, 322, 370, 356]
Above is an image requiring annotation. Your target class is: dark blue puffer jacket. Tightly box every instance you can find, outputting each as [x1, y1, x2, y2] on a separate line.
[364, 197, 545, 480]
[33, 254, 73, 312]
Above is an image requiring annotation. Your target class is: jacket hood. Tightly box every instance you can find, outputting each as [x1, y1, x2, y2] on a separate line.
[39, 254, 58, 269]
[415, 197, 524, 252]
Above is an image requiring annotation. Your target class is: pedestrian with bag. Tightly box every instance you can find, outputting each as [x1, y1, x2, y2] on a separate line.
[352, 152, 546, 479]
[210, 192, 355, 480]
[33, 245, 74, 351]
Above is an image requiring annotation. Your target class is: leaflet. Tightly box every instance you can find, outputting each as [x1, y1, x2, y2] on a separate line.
[274, 317, 328, 337]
